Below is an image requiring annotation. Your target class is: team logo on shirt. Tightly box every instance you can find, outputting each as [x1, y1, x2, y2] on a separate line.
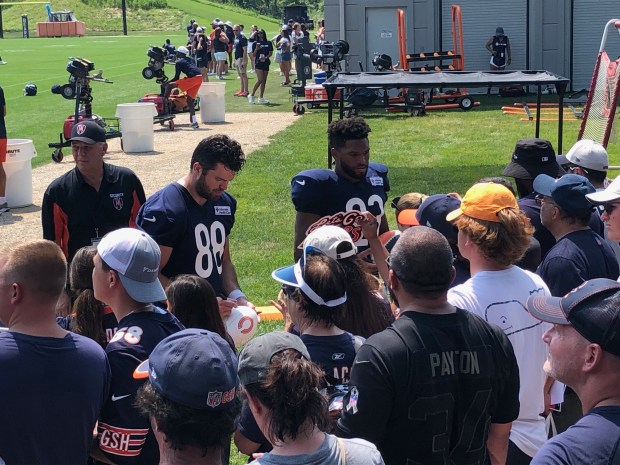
[369, 176, 384, 187]
[110, 193, 124, 211]
[306, 210, 365, 243]
[214, 206, 232, 216]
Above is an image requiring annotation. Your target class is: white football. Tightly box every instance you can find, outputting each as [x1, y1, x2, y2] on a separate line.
[225, 306, 259, 346]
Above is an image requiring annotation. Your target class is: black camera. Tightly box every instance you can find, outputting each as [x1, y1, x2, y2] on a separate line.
[310, 40, 349, 65]
[66, 57, 94, 79]
[143, 45, 172, 84]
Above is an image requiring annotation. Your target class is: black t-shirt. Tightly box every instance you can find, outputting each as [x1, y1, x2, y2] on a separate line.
[336, 309, 520, 465]
[234, 35, 248, 60]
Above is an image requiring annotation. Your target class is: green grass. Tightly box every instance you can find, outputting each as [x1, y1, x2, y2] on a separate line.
[0, 35, 294, 166]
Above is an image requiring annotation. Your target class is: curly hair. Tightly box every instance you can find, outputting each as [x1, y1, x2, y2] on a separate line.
[454, 208, 534, 267]
[296, 254, 347, 327]
[328, 116, 371, 150]
[70, 246, 107, 348]
[243, 349, 331, 444]
[135, 382, 240, 455]
[191, 135, 246, 173]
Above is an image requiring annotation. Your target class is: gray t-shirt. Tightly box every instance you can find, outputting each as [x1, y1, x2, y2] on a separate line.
[250, 433, 384, 465]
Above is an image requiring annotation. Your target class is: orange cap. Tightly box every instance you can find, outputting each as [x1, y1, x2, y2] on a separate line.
[397, 209, 419, 226]
[446, 183, 518, 223]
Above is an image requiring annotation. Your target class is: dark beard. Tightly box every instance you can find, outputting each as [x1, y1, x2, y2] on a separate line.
[339, 161, 367, 180]
[195, 176, 220, 202]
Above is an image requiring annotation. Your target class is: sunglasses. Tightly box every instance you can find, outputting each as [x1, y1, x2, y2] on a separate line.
[535, 194, 557, 207]
[604, 203, 620, 216]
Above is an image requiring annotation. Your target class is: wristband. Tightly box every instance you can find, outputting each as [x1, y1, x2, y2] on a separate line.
[228, 289, 246, 301]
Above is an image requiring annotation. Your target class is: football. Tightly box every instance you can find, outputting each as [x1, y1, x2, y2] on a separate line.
[225, 306, 259, 346]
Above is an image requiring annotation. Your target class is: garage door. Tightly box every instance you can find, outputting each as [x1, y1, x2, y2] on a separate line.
[572, 1, 620, 91]
[441, 0, 527, 78]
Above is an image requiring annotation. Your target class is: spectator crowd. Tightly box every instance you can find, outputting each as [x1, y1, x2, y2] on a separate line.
[1, 112, 620, 465]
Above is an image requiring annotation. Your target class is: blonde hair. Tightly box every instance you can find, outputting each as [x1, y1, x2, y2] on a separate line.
[1, 240, 67, 299]
[454, 208, 534, 267]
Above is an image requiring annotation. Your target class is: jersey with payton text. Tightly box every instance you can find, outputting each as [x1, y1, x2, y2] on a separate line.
[291, 163, 389, 252]
[137, 182, 236, 296]
[336, 309, 520, 465]
[98, 309, 184, 465]
[0, 332, 110, 465]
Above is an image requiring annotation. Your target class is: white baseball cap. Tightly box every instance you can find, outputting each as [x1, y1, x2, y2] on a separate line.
[562, 139, 609, 172]
[586, 175, 620, 204]
[302, 225, 357, 260]
[177, 45, 189, 55]
[97, 228, 166, 303]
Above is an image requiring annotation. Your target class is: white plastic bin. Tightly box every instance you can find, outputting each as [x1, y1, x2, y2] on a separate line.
[198, 82, 226, 123]
[4, 139, 37, 208]
[115, 103, 157, 153]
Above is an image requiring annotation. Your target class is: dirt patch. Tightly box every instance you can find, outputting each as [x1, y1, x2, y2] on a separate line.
[0, 113, 294, 248]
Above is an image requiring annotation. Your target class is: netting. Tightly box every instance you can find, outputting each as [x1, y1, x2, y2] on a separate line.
[579, 51, 620, 147]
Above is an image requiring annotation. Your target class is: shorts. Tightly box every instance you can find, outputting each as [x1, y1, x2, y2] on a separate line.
[235, 58, 247, 74]
[0, 138, 6, 163]
[281, 51, 292, 62]
[255, 59, 270, 71]
[176, 75, 202, 99]
[196, 56, 209, 69]
[214, 51, 227, 62]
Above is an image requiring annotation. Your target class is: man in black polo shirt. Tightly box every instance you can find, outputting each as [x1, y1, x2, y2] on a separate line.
[42, 120, 146, 262]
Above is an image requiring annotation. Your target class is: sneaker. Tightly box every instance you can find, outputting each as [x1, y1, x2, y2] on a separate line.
[248, 95, 255, 104]
[208, 72, 216, 76]
[234, 90, 243, 96]
[240, 91, 249, 97]
[191, 122, 199, 129]
[0, 203, 9, 215]
[217, 75, 224, 80]
[258, 98, 269, 105]
[249, 69, 255, 73]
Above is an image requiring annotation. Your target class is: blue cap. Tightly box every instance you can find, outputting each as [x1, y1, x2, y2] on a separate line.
[415, 194, 461, 242]
[134, 329, 238, 410]
[533, 173, 595, 215]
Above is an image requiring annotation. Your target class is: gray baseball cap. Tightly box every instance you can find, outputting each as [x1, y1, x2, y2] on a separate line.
[557, 139, 609, 172]
[238, 331, 310, 385]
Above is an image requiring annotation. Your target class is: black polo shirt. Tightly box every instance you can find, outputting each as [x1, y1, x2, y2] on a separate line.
[42, 163, 146, 262]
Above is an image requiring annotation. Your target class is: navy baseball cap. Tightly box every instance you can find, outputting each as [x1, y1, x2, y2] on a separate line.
[68, 120, 106, 144]
[134, 329, 239, 410]
[238, 331, 310, 386]
[527, 278, 620, 357]
[415, 194, 461, 242]
[533, 173, 595, 215]
[272, 246, 347, 307]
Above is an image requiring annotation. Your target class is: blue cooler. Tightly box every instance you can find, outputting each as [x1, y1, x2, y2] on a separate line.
[315, 71, 327, 84]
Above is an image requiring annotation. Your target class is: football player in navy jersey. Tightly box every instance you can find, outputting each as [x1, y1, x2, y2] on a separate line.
[91, 228, 184, 465]
[137, 135, 254, 317]
[292, 116, 390, 260]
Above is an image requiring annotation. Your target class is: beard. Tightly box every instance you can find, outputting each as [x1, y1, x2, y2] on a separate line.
[339, 160, 368, 180]
[195, 175, 223, 202]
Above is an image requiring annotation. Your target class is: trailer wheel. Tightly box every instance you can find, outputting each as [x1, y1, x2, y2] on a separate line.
[52, 149, 63, 163]
[458, 96, 474, 110]
[168, 119, 175, 131]
[307, 102, 314, 109]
